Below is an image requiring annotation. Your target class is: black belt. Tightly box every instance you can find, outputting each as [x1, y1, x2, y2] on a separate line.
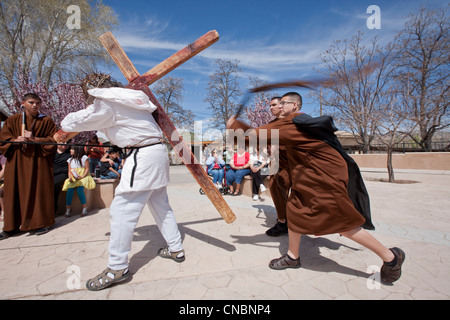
[122, 141, 163, 188]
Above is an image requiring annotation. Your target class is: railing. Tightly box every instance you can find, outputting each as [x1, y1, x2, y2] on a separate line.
[342, 141, 450, 154]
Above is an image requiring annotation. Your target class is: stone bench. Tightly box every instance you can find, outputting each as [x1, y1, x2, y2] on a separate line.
[56, 178, 119, 215]
[238, 175, 271, 197]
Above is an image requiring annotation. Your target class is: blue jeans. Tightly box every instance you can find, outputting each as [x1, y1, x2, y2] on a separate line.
[101, 163, 122, 179]
[89, 158, 100, 174]
[226, 168, 251, 185]
[100, 168, 122, 179]
[210, 169, 224, 184]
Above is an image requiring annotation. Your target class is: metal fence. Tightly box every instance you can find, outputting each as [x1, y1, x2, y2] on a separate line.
[343, 141, 450, 154]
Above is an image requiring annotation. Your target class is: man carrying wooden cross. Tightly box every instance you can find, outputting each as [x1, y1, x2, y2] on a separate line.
[59, 30, 228, 291]
[62, 83, 184, 291]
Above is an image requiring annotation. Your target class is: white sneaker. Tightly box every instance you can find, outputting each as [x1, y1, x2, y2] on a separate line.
[260, 184, 267, 192]
[253, 195, 259, 201]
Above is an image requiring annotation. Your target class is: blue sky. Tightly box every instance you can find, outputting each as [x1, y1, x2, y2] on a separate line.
[101, 0, 446, 125]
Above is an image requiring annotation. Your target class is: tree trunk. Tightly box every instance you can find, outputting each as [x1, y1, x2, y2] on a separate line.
[387, 147, 395, 183]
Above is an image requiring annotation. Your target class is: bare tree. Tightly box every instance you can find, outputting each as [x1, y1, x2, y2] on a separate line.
[205, 59, 243, 130]
[392, 5, 450, 151]
[0, 0, 118, 101]
[152, 76, 194, 130]
[372, 90, 417, 182]
[315, 31, 395, 153]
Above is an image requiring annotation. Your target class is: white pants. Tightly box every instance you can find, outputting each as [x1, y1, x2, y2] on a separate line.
[107, 186, 183, 270]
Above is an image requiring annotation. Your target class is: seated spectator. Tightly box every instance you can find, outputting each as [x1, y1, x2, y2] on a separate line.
[223, 145, 234, 171]
[85, 135, 105, 174]
[226, 144, 251, 196]
[205, 148, 225, 188]
[99, 147, 122, 179]
[53, 142, 71, 213]
[62, 146, 96, 217]
[250, 147, 270, 200]
[0, 154, 5, 221]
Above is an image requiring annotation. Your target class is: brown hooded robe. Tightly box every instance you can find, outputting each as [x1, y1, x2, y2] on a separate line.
[229, 112, 371, 235]
[0, 113, 57, 232]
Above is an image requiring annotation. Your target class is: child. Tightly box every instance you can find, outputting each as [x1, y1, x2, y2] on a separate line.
[62, 146, 96, 217]
[99, 146, 122, 179]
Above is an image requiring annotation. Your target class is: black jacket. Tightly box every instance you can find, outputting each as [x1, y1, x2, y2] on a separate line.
[292, 113, 375, 230]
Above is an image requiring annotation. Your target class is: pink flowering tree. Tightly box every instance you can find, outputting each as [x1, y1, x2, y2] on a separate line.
[0, 66, 94, 144]
[244, 77, 276, 127]
[245, 95, 275, 128]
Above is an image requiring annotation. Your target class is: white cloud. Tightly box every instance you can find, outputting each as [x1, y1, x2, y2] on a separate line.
[113, 30, 325, 74]
[115, 33, 182, 52]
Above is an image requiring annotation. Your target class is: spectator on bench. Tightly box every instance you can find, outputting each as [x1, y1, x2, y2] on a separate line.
[100, 146, 122, 179]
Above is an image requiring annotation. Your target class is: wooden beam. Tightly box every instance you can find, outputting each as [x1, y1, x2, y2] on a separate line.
[99, 31, 140, 82]
[99, 30, 219, 87]
[140, 30, 219, 84]
[100, 31, 236, 224]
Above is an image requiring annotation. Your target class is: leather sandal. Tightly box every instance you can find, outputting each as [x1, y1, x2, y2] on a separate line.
[86, 267, 131, 291]
[158, 247, 185, 263]
[269, 254, 301, 270]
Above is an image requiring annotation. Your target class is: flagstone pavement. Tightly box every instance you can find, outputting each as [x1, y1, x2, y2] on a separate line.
[0, 165, 449, 300]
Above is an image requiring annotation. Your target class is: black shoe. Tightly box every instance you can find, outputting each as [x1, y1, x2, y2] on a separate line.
[35, 227, 50, 236]
[266, 221, 288, 237]
[0, 231, 10, 241]
[381, 247, 405, 283]
[0, 228, 21, 241]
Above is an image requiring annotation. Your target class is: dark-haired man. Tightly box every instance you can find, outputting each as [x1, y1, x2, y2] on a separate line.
[227, 91, 404, 283]
[266, 93, 301, 236]
[269, 96, 282, 119]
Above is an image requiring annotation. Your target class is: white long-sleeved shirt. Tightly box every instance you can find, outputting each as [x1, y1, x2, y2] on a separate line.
[61, 87, 169, 193]
[61, 87, 163, 148]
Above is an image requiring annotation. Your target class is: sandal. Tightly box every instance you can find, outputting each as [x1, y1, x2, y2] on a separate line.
[86, 267, 131, 291]
[231, 191, 242, 196]
[269, 254, 301, 270]
[158, 247, 185, 263]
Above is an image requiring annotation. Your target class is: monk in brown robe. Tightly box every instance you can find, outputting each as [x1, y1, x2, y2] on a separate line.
[266, 96, 289, 236]
[227, 92, 405, 283]
[0, 93, 58, 239]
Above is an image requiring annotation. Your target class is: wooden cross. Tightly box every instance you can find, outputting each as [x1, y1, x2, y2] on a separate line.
[98, 30, 236, 224]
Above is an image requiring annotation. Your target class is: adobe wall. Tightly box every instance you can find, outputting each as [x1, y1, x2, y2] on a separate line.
[350, 152, 450, 170]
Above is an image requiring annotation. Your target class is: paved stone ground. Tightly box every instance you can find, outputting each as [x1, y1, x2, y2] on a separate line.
[0, 166, 449, 300]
